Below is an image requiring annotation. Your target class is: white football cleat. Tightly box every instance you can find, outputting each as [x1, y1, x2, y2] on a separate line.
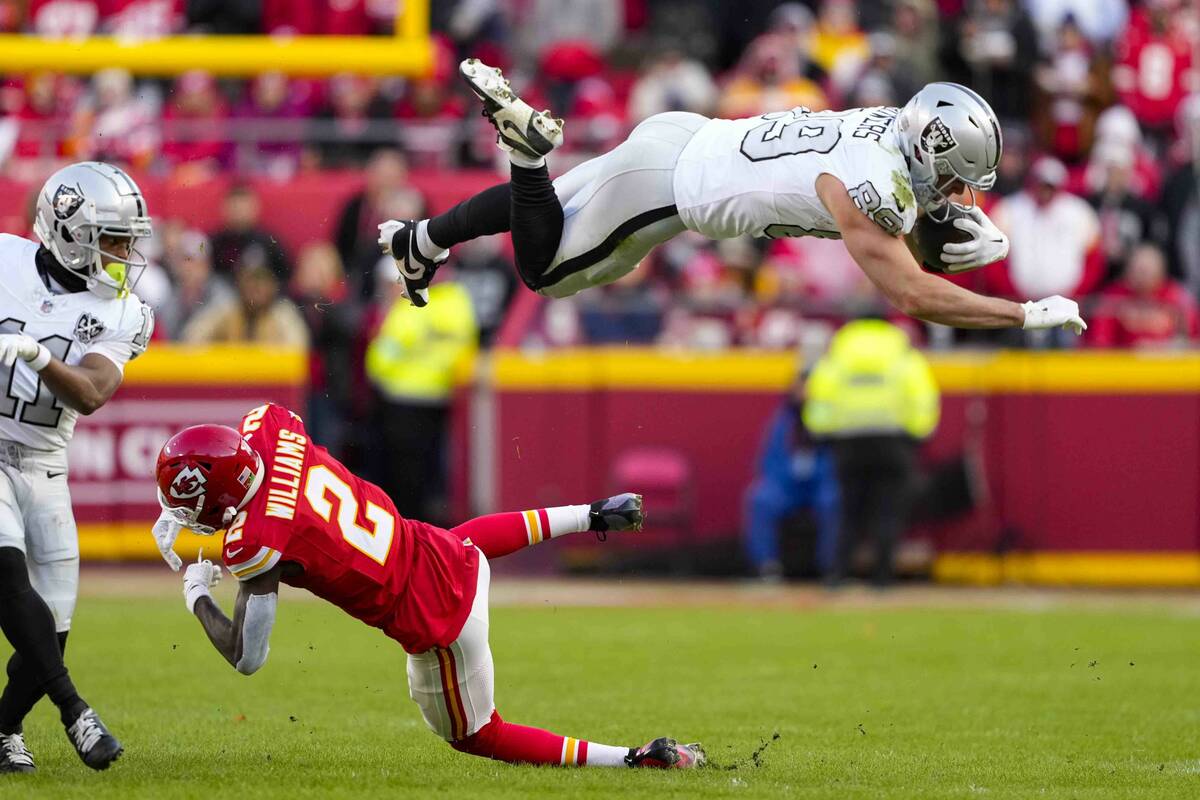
[459, 58, 564, 160]
[378, 219, 447, 308]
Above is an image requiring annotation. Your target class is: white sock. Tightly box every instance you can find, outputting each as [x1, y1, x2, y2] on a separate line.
[414, 220, 447, 262]
[583, 741, 631, 767]
[545, 504, 590, 538]
[508, 150, 545, 169]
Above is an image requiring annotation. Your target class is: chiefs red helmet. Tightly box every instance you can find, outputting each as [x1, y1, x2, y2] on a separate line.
[155, 424, 264, 535]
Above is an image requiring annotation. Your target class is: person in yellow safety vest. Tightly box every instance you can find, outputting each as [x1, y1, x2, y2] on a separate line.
[802, 317, 939, 586]
[366, 279, 478, 522]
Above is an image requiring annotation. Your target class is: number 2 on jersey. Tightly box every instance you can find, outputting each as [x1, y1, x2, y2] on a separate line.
[303, 465, 395, 565]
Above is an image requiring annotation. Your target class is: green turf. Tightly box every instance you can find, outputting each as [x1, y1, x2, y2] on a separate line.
[4, 587, 1198, 799]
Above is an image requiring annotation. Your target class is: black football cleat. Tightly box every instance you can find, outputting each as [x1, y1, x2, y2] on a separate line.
[65, 708, 122, 771]
[0, 731, 35, 773]
[588, 493, 644, 540]
[377, 219, 447, 308]
[625, 737, 706, 769]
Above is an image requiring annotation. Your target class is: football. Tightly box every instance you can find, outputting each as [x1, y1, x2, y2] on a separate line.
[913, 204, 975, 274]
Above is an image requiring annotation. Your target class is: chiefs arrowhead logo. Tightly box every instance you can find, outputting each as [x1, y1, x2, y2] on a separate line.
[170, 466, 207, 500]
[920, 118, 958, 156]
[52, 184, 84, 221]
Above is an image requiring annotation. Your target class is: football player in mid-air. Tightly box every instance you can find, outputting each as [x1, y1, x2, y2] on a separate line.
[0, 162, 154, 773]
[152, 403, 705, 770]
[380, 60, 1085, 335]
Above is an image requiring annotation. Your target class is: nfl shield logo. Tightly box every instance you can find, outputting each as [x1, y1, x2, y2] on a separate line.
[39, 299, 54, 314]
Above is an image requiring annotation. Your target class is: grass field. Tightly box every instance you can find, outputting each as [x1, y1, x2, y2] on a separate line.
[4, 571, 1199, 799]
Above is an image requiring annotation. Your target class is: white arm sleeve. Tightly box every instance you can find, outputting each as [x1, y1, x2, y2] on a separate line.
[236, 592, 277, 675]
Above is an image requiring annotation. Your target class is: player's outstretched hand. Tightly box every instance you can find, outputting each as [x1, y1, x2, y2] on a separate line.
[151, 511, 184, 571]
[1021, 296, 1087, 335]
[183, 556, 222, 614]
[941, 206, 1009, 269]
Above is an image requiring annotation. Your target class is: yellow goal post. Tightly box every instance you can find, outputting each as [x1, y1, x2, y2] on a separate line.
[0, 0, 432, 77]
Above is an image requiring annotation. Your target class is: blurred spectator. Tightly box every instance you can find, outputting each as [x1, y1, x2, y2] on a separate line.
[181, 248, 308, 347]
[162, 70, 229, 176]
[809, 0, 869, 94]
[310, 73, 393, 168]
[743, 370, 839, 581]
[291, 242, 360, 456]
[82, 68, 159, 169]
[719, 33, 828, 118]
[954, 0, 1038, 123]
[1032, 15, 1111, 162]
[1086, 143, 1155, 282]
[334, 149, 416, 297]
[1159, 96, 1200, 290]
[27, 0, 101, 37]
[848, 32, 916, 108]
[1085, 105, 1161, 200]
[1089, 243, 1199, 348]
[991, 157, 1103, 302]
[233, 72, 311, 179]
[157, 229, 234, 338]
[1023, 0, 1129, 48]
[9, 72, 75, 163]
[803, 318, 939, 586]
[186, 0, 258, 33]
[627, 49, 718, 123]
[0, 0, 21, 31]
[890, 0, 940, 91]
[1112, 0, 1196, 149]
[517, 0, 623, 63]
[452, 236, 519, 346]
[365, 275, 477, 522]
[208, 183, 291, 279]
[104, 0, 185, 39]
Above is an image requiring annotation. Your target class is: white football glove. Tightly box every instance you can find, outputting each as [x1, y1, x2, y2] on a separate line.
[1022, 296, 1088, 335]
[377, 220, 404, 256]
[151, 511, 184, 571]
[0, 334, 50, 371]
[183, 556, 222, 614]
[940, 206, 1010, 269]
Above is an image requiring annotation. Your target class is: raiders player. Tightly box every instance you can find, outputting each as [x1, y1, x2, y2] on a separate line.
[380, 62, 1084, 335]
[0, 162, 154, 773]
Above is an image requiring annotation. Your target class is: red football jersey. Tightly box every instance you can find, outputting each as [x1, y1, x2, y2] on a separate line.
[222, 404, 479, 654]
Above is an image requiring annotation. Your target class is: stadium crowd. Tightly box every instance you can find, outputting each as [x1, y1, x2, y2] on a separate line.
[0, 0, 1197, 516]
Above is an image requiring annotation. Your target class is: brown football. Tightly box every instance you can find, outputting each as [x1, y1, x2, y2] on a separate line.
[913, 205, 975, 274]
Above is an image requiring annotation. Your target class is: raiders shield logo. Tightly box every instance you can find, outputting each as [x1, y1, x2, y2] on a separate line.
[920, 118, 958, 155]
[170, 466, 207, 500]
[52, 185, 84, 221]
[74, 313, 106, 344]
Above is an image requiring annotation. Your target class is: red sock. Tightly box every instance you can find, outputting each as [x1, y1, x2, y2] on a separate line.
[450, 512, 537, 559]
[452, 710, 593, 765]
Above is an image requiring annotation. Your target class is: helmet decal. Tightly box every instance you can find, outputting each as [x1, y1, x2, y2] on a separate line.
[170, 465, 208, 500]
[920, 118, 958, 155]
[52, 184, 84, 220]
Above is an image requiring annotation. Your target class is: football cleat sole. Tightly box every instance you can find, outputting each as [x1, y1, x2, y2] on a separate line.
[459, 59, 563, 159]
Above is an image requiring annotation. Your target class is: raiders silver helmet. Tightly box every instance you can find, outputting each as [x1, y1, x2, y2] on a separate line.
[32, 161, 152, 298]
[896, 83, 1001, 221]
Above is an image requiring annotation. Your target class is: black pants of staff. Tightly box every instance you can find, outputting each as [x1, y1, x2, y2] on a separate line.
[829, 435, 918, 587]
[373, 401, 449, 523]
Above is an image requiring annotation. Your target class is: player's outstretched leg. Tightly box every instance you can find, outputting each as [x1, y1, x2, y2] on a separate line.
[380, 58, 567, 306]
[451, 709, 705, 769]
[450, 494, 644, 559]
[0, 548, 121, 771]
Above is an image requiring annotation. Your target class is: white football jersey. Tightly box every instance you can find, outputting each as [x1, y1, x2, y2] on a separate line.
[0, 234, 153, 451]
[673, 106, 918, 242]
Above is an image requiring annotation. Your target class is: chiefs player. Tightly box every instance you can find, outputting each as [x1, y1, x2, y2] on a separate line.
[152, 403, 704, 769]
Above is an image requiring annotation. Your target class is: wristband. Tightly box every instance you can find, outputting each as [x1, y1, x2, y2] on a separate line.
[185, 583, 212, 614]
[27, 343, 51, 372]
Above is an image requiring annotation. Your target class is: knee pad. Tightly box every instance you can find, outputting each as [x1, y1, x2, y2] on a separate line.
[450, 710, 504, 757]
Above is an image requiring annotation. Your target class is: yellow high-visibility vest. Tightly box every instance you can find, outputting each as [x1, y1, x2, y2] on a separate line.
[803, 319, 940, 439]
[365, 282, 478, 403]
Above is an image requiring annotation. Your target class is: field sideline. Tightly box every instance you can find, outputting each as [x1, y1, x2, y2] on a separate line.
[3, 567, 1198, 799]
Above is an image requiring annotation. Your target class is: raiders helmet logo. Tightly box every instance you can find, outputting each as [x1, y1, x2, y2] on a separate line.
[52, 185, 84, 221]
[920, 118, 958, 155]
[170, 466, 208, 500]
[74, 313, 106, 344]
